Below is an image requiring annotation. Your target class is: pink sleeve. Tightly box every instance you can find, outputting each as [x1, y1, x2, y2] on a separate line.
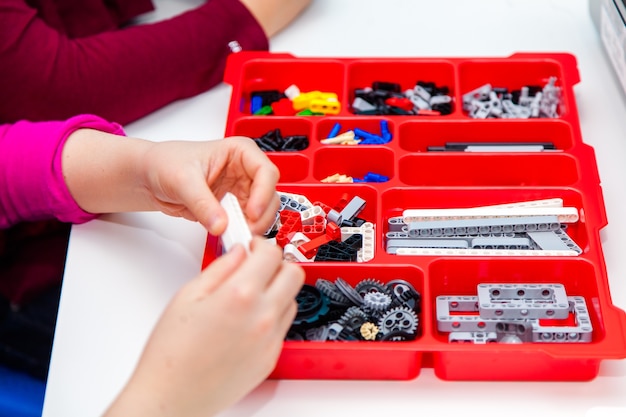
[0, 115, 125, 228]
[0, 0, 268, 125]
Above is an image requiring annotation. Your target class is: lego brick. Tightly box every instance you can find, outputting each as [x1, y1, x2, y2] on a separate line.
[527, 229, 582, 254]
[283, 243, 313, 263]
[278, 193, 310, 212]
[436, 296, 529, 332]
[219, 192, 252, 253]
[395, 247, 580, 257]
[477, 283, 570, 319]
[301, 206, 325, 224]
[470, 236, 532, 249]
[402, 206, 579, 223]
[449, 331, 498, 344]
[531, 297, 593, 343]
[386, 238, 470, 254]
[406, 215, 563, 237]
[278, 192, 313, 209]
[339, 196, 366, 222]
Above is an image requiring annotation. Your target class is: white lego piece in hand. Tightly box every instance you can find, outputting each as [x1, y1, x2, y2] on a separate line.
[220, 192, 252, 253]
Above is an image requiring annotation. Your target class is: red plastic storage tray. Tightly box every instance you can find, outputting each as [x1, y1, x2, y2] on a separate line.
[203, 52, 626, 381]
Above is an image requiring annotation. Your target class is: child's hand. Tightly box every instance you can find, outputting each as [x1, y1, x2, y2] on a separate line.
[139, 137, 280, 236]
[63, 131, 279, 235]
[105, 238, 305, 417]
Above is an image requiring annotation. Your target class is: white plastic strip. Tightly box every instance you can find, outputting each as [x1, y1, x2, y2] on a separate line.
[220, 192, 252, 253]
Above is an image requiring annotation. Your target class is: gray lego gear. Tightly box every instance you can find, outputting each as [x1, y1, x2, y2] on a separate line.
[378, 306, 419, 336]
[363, 291, 392, 313]
[315, 278, 352, 306]
[354, 278, 389, 297]
[338, 306, 369, 332]
[334, 278, 365, 306]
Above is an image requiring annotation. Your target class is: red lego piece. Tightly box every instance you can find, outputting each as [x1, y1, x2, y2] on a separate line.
[333, 193, 351, 212]
[297, 233, 332, 259]
[301, 215, 325, 239]
[385, 97, 414, 112]
[271, 97, 297, 116]
[275, 210, 302, 247]
[313, 201, 333, 214]
[325, 222, 342, 240]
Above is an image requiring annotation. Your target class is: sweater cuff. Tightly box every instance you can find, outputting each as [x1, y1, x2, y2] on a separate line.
[0, 115, 124, 227]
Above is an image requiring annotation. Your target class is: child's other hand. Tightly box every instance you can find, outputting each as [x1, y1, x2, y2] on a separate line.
[104, 237, 305, 417]
[141, 137, 280, 236]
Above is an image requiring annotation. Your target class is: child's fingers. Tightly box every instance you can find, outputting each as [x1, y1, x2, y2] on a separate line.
[195, 244, 247, 296]
[248, 192, 280, 235]
[174, 171, 227, 235]
[225, 237, 284, 291]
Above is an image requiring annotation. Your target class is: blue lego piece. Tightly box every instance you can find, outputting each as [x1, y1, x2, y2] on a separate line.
[250, 95, 263, 114]
[328, 122, 342, 138]
[380, 120, 392, 141]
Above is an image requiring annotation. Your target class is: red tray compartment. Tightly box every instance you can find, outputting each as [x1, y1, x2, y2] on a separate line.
[203, 51, 626, 381]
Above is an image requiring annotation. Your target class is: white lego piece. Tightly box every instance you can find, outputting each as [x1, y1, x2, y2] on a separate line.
[341, 222, 375, 262]
[220, 192, 252, 253]
[284, 84, 301, 100]
[300, 205, 325, 224]
[283, 243, 312, 263]
[480, 198, 564, 209]
[402, 206, 579, 223]
[288, 232, 311, 247]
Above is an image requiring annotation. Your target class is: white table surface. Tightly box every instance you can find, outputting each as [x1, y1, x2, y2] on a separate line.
[42, 1, 626, 416]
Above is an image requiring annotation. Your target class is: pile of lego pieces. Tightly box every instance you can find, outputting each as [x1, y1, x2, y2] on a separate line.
[267, 192, 375, 262]
[437, 283, 592, 344]
[321, 172, 389, 183]
[386, 198, 582, 256]
[321, 120, 393, 145]
[251, 128, 309, 152]
[250, 84, 340, 116]
[352, 80, 453, 115]
[462, 76, 562, 119]
[287, 278, 421, 342]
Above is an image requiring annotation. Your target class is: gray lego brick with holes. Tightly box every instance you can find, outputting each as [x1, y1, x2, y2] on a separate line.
[531, 296, 593, 343]
[477, 283, 567, 300]
[339, 196, 366, 222]
[386, 235, 531, 253]
[407, 215, 561, 237]
[526, 228, 582, 254]
[449, 331, 498, 344]
[278, 194, 308, 212]
[386, 238, 470, 253]
[477, 283, 570, 320]
[470, 236, 531, 249]
[436, 296, 528, 332]
[494, 321, 535, 343]
[387, 216, 406, 232]
[387, 231, 517, 240]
